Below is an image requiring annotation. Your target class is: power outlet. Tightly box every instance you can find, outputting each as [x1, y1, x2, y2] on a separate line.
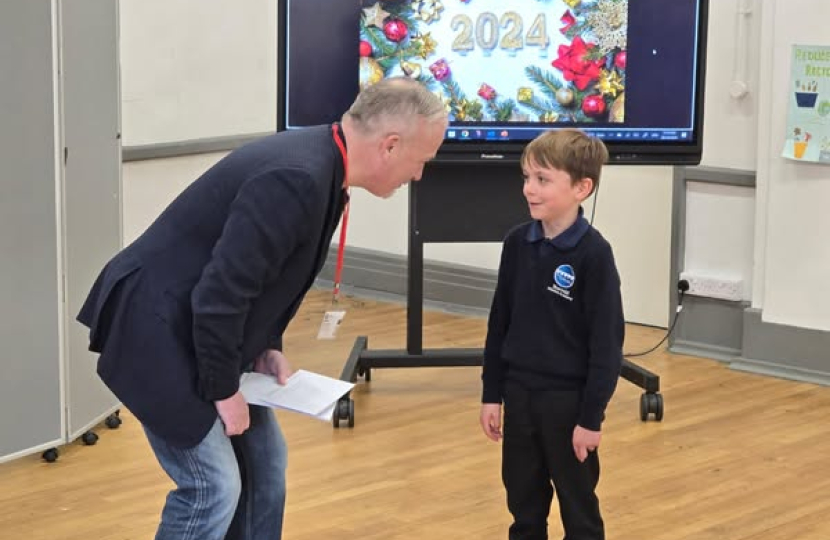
[679, 272, 743, 301]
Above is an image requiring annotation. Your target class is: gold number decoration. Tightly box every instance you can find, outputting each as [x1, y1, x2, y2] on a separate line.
[526, 13, 549, 55]
[499, 12, 524, 53]
[451, 14, 475, 53]
[476, 12, 499, 53]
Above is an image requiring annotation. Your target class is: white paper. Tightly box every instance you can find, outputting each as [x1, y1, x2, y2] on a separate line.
[239, 370, 353, 422]
[314, 401, 338, 422]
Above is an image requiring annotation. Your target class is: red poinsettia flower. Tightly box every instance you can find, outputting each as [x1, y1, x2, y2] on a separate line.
[551, 36, 603, 91]
[560, 10, 576, 34]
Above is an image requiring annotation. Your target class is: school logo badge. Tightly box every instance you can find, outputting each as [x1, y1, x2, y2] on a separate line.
[548, 264, 575, 301]
[554, 265, 575, 289]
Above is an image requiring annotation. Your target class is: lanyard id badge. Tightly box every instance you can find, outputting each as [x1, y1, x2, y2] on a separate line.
[319, 124, 350, 339]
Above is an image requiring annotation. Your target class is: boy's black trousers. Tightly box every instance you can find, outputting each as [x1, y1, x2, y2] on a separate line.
[501, 381, 604, 540]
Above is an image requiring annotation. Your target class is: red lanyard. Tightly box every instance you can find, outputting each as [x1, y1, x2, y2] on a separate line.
[331, 124, 350, 303]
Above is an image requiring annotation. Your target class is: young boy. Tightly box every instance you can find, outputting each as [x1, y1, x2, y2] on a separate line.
[480, 129, 624, 540]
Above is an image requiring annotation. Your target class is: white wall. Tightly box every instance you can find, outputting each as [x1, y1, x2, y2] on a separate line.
[589, 166, 673, 326]
[679, 0, 761, 304]
[119, 0, 277, 146]
[754, 0, 830, 331]
[684, 182, 755, 300]
[122, 153, 228, 244]
[699, 0, 760, 171]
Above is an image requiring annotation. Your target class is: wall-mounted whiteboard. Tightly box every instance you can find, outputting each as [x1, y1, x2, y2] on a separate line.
[119, 0, 278, 146]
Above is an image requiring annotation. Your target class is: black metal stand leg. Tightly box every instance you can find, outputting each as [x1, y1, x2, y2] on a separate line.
[407, 183, 423, 356]
[339, 336, 369, 384]
[621, 359, 660, 393]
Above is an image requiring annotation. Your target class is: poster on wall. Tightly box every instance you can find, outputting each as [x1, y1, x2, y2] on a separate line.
[783, 44, 830, 163]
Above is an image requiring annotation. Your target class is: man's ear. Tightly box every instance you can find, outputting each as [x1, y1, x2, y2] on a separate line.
[381, 132, 401, 156]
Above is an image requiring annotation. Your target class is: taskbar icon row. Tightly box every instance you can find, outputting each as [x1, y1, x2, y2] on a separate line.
[445, 128, 693, 142]
[584, 130, 693, 141]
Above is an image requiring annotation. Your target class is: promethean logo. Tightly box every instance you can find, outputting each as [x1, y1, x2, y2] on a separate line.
[480, 153, 505, 160]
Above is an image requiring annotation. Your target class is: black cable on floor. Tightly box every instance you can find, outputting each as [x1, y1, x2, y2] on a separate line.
[624, 281, 689, 358]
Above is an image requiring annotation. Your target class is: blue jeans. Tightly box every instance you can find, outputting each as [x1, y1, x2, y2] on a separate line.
[144, 405, 287, 540]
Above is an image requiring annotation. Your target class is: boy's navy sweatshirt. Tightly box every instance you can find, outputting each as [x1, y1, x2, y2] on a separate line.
[482, 210, 624, 431]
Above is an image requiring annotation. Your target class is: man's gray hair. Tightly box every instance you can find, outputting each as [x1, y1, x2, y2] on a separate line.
[345, 77, 448, 134]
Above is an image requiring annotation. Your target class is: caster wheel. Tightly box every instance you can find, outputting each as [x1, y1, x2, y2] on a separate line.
[332, 401, 341, 428]
[639, 393, 664, 422]
[653, 393, 664, 422]
[332, 398, 355, 429]
[333, 398, 347, 428]
[42, 448, 59, 463]
[82, 431, 99, 446]
[639, 393, 649, 421]
[105, 414, 122, 429]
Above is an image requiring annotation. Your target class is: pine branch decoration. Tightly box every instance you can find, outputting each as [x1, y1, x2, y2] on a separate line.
[525, 66, 563, 101]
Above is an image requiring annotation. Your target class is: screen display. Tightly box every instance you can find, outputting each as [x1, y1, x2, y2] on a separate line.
[279, 0, 708, 164]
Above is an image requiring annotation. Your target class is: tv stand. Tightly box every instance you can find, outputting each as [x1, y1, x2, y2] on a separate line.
[334, 161, 663, 427]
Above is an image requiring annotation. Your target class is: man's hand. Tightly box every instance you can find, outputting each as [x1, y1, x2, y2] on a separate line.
[480, 403, 503, 442]
[254, 349, 294, 384]
[215, 391, 250, 436]
[572, 425, 602, 462]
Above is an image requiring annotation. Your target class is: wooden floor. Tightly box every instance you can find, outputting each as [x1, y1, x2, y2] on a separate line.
[1, 290, 829, 540]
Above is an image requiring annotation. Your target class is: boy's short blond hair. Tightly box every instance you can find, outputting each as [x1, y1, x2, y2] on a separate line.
[521, 129, 609, 196]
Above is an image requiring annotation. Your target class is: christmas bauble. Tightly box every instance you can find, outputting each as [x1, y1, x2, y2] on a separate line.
[359, 40, 373, 58]
[582, 94, 606, 117]
[400, 60, 422, 79]
[556, 87, 575, 106]
[610, 92, 625, 122]
[383, 19, 409, 43]
[614, 50, 627, 70]
[359, 57, 384, 90]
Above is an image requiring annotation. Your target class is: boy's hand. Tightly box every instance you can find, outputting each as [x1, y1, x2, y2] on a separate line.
[480, 403, 503, 442]
[572, 425, 601, 462]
